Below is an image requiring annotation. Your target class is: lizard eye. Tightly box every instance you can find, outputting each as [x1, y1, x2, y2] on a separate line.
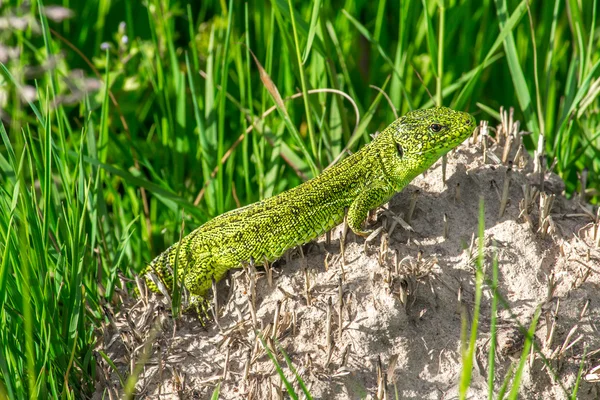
[430, 123, 443, 132]
[396, 143, 404, 158]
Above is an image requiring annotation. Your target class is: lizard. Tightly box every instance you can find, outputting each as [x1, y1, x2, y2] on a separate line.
[144, 106, 476, 306]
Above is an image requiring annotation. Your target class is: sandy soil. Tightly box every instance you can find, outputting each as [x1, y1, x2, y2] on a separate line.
[96, 114, 600, 399]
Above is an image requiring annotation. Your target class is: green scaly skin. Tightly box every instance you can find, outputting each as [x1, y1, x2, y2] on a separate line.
[145, 107, 475, 302]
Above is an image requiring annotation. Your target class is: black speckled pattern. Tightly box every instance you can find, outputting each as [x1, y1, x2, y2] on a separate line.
[145, 107, 476, 297]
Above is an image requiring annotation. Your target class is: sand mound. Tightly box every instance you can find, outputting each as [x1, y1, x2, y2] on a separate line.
[96, 115, 600, 399]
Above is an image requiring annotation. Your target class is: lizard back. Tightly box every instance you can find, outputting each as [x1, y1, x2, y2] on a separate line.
[144, 107, 475, 300]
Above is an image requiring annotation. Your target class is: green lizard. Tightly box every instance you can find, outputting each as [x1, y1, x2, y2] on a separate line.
[145, 106, 475, 303]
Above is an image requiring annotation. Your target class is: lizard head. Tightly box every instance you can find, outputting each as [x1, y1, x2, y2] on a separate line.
[381, 106, 476, 188]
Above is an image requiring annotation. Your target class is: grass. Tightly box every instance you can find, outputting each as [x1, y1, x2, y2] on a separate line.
[0, 0, 598, 398]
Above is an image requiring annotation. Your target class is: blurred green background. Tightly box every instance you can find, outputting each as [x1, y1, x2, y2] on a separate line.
[0, 0, 598, 397]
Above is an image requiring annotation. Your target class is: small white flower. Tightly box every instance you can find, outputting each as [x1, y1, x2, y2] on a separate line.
[44, 6, 74, 22]
[20, 86, 37, 103]
[83, 78, 103, 91]
[0, 45, 20, 63]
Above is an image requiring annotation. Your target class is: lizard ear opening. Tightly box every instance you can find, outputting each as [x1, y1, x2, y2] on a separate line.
[396, 142, 404, 158]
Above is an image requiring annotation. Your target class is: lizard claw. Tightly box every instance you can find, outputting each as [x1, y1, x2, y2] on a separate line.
[354, 228, 373, 237]
[183, 295, 212, 325]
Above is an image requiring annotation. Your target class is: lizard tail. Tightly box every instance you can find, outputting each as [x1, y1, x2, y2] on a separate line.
[144, 248, 175, 298]
[143, 243, 219, 300]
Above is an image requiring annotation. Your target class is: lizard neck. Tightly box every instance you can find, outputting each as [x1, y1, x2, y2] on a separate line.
[371, 129, 433, 192]
[312, 134, 393, 197]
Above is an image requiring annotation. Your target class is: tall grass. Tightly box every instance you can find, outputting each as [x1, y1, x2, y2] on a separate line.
[0, 0, 598, 397]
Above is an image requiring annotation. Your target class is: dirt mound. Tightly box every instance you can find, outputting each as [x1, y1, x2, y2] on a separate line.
[96, 116, 600, 399]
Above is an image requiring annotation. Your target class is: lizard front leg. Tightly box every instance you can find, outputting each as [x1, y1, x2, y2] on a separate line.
[347, 184, 393, 237]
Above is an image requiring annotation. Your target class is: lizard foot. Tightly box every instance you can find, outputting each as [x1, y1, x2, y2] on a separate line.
[183, 295, 212, 325]
[353, 228, 373, 237]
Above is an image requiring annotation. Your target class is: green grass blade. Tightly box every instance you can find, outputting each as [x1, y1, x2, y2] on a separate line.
[572, 58, 600, 118]
[494, 0, 540, 136]
[287, 0, 319, 167]
[203, 24, 218, 216]
[247, 47, 318, 177]
[185, 52, 211, 195]
[424, 53, 504, 109]
[342, 9, 403, 88]
[458, 197, 485, 399]
[570, 346, 587, 400]
[436, 2, 445, 107]
[211, 382, 221, 400]
[421, 0, 439, 78]
[507, 307, 541, 399]
[272, 0, 326, 57]
[497, 362, 515, 399]
[330, 75, 390, 165]
[324, 20, 360, 105]
[584, 0, 597, 78]
[373, 0, 387, 43]
[277, 341, 313, 400]
[302, 0, 322, 64]
[74, 152, 206, 220]
[453, 0, 528, 110]
[258, 335, 298, 400]
[487, 245, 499, 399]
[215, 0, 235, 214]
[476, 102, 502, 121]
